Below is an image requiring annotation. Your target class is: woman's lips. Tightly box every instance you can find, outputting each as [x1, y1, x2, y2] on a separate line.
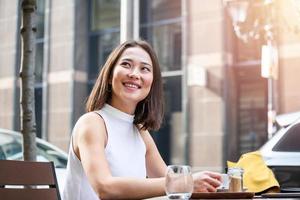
[123, 82, 141, 89]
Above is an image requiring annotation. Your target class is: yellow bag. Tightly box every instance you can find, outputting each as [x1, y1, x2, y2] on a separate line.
[227, 151, 280, 193]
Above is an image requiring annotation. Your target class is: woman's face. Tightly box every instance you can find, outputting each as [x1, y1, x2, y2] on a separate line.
[110, 46, 153, 111]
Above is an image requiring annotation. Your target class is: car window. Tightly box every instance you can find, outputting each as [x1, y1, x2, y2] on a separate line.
[0, 132, 67, 168]
[36, 142, 67, 168]
[273, 123, 300, 152]
[270, 166, 300, 188]
[0, 134, 22, 159]
[0, 147, 6, 159]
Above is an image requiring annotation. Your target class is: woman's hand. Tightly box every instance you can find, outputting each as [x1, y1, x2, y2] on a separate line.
[192, 171, 221, 193]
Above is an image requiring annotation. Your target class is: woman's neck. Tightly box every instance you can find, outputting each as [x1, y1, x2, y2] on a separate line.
[108, 100, 136, 115]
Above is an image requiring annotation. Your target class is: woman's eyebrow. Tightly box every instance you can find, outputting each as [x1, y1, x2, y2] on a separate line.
[120, 58, 133, 63]
[121, 58, 152, 67]
[141, 61, 152, 67]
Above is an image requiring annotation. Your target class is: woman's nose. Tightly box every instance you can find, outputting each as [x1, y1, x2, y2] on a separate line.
[128, 68, 140, 79]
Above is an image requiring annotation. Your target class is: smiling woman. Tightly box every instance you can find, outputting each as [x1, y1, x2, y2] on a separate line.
[62, 40, 222, 200]
[86, 40, 164, 130]
[110, 47, 154, 114]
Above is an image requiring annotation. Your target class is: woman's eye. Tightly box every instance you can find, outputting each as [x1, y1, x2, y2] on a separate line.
[121, 62, 131, 68]
[142, 67, 151, 72]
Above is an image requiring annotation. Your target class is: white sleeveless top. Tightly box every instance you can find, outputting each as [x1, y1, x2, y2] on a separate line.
[62, 104, 147, 200]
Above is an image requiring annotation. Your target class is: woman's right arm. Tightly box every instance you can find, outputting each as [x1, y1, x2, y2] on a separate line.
[73, 113, 165, 199]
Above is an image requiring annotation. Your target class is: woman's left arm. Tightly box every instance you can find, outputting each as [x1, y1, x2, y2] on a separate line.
[140, 130, 221, 192]
[140, 130, 167, 178]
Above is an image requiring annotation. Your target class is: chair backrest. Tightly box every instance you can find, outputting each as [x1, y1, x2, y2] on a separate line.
[0, 160, 61, 200]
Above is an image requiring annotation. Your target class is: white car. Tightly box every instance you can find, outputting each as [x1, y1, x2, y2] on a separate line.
[260, 112, 300, 192]
[0, 128, 68, 193]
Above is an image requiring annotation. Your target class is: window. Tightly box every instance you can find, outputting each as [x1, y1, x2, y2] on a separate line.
[91, 0, 120, 31]
[140, 0, 182, 164]
[0, 132, 67, 168]
[140, 0, 181, 24]
[35, 0, 45, 83]
[141, 23, 181, 72]
[273, 123, 300, 152]
[34, 0, 46, 138]
[226, 0, 269, 159]
[88, 0, 120, 91]
[89, 31, 120, 80]
[140, 0, 182, 72]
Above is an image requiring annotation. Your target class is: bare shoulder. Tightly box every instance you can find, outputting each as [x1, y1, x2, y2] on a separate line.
[74, 112, 105, 134]
[73, 112, 107, 151]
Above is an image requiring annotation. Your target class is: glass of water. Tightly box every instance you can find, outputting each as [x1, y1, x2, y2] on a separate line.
[165, 165, 193, 199]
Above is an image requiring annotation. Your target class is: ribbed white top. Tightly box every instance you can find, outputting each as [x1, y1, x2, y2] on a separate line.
[62, 104, 146, 200]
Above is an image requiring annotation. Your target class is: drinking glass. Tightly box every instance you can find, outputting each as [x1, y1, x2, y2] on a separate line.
[165, 165, 193, 199]
[217, 173, 229, 192]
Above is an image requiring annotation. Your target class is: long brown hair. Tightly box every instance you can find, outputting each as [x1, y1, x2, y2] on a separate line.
[86, 40, 164, 131]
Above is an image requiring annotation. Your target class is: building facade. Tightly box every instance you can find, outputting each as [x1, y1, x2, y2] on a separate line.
[1, 0, 300, 171]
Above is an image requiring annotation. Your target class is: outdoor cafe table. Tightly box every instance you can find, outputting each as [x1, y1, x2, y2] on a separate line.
[146, 196, 300, 200]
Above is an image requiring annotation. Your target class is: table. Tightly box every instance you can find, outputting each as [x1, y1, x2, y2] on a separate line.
[146, 196, 300, 200]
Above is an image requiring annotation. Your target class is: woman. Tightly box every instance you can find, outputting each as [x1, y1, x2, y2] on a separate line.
[62, 40, 221, 200]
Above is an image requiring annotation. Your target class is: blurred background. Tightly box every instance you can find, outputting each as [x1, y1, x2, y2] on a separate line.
[0, 0, 300, 172]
